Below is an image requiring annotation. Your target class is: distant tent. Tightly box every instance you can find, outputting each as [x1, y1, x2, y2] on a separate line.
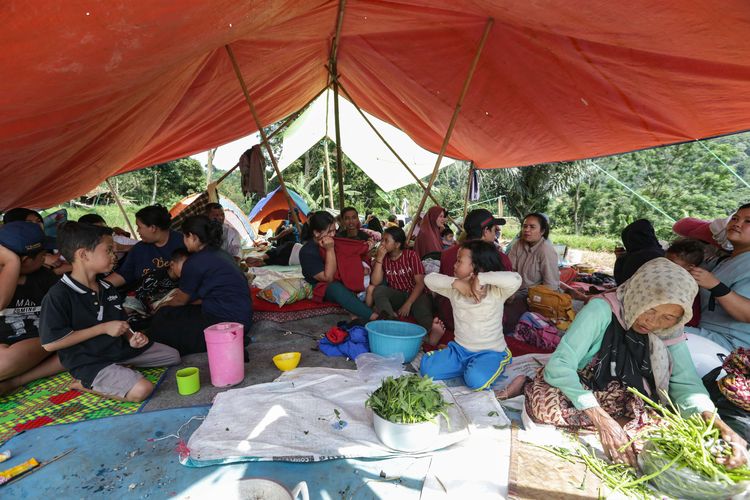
[169, 193, 256, 246]
[247, 187, 310, 235]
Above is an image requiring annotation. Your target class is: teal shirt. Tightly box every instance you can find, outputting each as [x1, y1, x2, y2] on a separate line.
[543, 298, 714, 415]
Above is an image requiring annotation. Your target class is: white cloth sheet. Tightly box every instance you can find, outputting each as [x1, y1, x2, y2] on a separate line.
[186, 368, 508, 465]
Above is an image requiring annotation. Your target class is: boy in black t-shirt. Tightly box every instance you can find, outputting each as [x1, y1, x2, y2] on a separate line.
[0, 222, 65, 395]
[40, 223, 180, 402]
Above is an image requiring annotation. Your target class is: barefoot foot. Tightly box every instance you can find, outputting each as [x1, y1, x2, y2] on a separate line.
[494, 375, 528, 400]
[427, 317, 446, 346]
[0, 378, 19, 397]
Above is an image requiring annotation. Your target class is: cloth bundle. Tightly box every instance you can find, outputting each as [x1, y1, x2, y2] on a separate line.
[513, 311, 564, 351]
[318, 325, 369, 359]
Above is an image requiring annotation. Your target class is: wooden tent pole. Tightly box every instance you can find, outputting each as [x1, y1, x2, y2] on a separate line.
[214, 162, 240, 186]
[323, 90, 335, 209]
[224, 44, 301, 230]
[406, 18, 494, 243]
[323, 138, 335, 209]
[212, 83, 331, 188]
[462, 162, 474, 222]
[105, 178, 137, 237]
[330, 0, 347, 210]
[334, 78, 458, 228]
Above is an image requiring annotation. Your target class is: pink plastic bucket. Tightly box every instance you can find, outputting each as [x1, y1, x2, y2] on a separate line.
[204, 322, 245, 387]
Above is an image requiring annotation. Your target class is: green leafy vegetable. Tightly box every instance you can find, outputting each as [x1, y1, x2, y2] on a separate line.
[365, 374, 451, 424]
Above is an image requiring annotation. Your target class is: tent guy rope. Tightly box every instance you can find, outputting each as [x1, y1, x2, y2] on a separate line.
[696, 139, 750, 190]
[589, 160, 676, 223]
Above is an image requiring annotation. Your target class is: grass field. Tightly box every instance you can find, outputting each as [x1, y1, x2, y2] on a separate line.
[42, 204, 140, 235]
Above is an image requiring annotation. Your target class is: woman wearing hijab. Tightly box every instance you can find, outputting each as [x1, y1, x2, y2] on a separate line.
[613, 219, 665, 284]
[524, 258, 747, 468]
[413, 206, 446, 259]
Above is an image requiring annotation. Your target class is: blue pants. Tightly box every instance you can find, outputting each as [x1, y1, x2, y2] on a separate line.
[420, 341, 511, 391]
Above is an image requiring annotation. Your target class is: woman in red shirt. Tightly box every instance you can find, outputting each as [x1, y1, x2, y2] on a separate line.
[370, 227, 434, 333]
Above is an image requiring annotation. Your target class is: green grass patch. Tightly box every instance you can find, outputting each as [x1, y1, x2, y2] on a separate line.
[554, 233, 619, 252]
[42, 204, 139, 235]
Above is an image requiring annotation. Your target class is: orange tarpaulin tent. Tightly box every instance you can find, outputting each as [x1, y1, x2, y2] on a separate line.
[2, 1, 750, 210]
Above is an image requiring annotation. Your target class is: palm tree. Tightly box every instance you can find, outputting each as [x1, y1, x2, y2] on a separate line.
[488, 161, 592, 220]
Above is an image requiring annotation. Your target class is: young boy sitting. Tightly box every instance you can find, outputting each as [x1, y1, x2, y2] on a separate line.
[0, 222, 65, 395]
[40, 222, 180, 402]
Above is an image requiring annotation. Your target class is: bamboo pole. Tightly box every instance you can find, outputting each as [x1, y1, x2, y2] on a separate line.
[213, 83, 331, 188]
[330, 0, 347, 209]
[332, 78, 345, 210]
[323, 90, 335, 209]
[323, 138, 335, 209]
[214, 161, 240, 186]
[105, 178, 137, 237]
[462, 162, 474, 222]
[334, 78, 458, 227]
[224, 44, 301, 229]
[406, 18, 494, 243]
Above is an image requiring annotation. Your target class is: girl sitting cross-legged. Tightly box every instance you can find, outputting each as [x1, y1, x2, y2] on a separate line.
[420, 240, 522, 390]
[369, 227, 435, 334]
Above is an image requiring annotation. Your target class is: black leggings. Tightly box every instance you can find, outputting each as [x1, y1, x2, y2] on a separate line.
[148, 305, 219, 355]
[266, 241, 296, 266]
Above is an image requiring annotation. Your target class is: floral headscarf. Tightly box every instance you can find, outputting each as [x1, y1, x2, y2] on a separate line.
[599, 258, 698, 400]
[616, 257, 697, 339]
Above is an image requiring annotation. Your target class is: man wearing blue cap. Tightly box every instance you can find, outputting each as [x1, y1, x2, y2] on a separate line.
[0, 221, 64, 395]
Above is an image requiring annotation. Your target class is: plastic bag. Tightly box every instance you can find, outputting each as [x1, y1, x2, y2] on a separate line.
[355, 352, 404, 383]
[639, 442, 749, 500]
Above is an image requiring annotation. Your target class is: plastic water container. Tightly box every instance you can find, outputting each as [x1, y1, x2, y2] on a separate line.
[204, 322, 245, 387]
[365, 320, 427, 363]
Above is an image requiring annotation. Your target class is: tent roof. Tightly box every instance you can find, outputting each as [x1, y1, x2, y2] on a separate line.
[3, 1, 750, 210]
[277, 90, 455, 192]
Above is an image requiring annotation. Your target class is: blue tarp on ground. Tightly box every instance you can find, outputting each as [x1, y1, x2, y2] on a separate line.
[2, 406, 428, 499]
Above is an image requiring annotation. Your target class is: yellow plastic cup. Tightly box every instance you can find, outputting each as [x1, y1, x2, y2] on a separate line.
[176, 367, 200, 395]
[273, 352, 301, 371]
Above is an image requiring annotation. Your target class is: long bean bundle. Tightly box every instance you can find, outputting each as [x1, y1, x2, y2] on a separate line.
[629, 387, 750, 499]
[538, 443, 658, 499]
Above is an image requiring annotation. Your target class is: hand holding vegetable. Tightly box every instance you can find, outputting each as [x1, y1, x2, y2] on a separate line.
[703, 412, 748, 469]
[585, 406, 637, 467]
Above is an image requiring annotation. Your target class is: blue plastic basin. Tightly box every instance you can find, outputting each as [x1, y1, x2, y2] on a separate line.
[365, 320, 427, 363]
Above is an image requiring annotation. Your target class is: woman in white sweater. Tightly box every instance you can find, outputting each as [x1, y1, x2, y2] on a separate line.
[421, 240, 522, 390]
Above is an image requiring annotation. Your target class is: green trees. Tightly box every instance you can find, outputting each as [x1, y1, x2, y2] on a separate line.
[111, 157, 206, 207]
[549, 138, 749, 239]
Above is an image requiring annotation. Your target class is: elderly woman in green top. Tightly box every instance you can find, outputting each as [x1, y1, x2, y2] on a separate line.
[525, 258, 747, 468]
